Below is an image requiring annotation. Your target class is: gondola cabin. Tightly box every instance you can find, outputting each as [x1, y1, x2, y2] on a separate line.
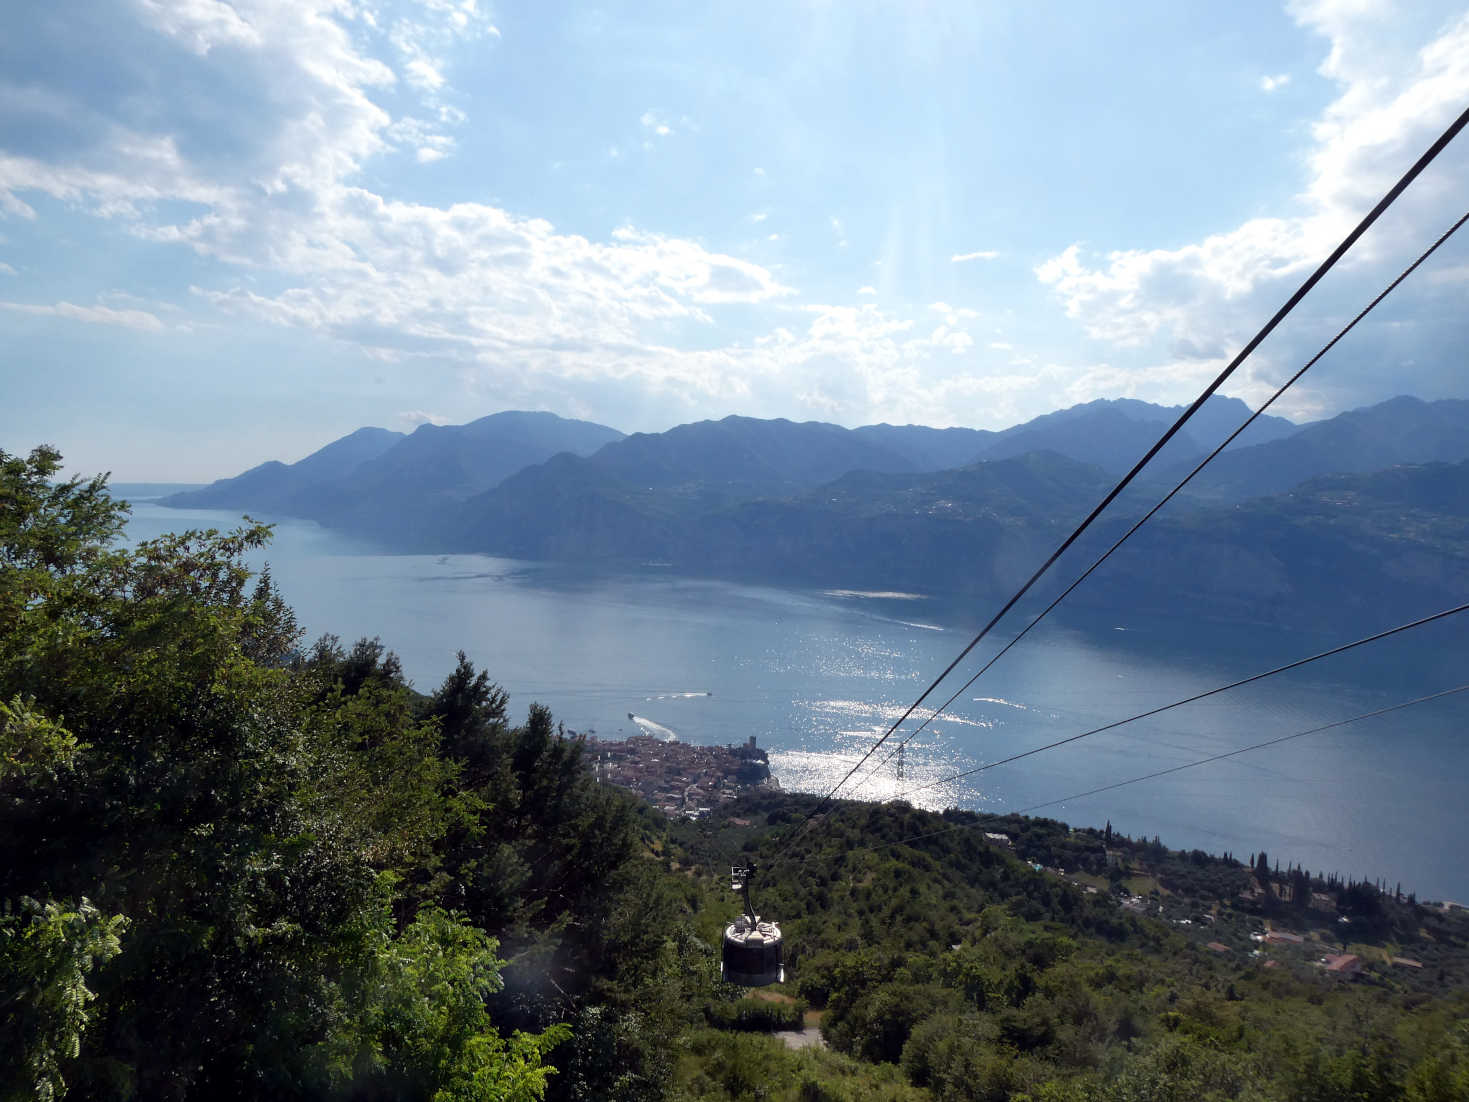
[721, 864, 784, 986]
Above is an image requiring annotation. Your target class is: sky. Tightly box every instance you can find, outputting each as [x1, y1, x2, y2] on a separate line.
[2, 0, 1469, 480]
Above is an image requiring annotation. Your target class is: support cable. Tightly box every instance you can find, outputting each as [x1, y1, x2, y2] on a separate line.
[831, 684, 1469, 860]
[896, 602, 1469, 801]
[850, 205, 1469, 794]
[769, 103, 1469, 862]
[1014, 683, 1469, 816]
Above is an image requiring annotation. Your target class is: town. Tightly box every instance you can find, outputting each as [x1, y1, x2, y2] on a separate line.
[585, 733, 778, 818]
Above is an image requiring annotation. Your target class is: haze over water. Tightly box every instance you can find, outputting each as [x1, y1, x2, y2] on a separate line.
[125, 494, 1469, 904]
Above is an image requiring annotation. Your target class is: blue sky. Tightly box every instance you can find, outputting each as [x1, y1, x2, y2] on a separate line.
[3, 0, 1468, 479]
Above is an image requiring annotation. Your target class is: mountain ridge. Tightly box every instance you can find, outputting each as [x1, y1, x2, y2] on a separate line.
[165, 410, 625, 545]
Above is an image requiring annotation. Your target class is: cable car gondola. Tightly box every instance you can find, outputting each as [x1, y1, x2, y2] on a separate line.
[721, 863, 784, 986]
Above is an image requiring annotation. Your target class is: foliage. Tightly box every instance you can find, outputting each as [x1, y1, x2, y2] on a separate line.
[0, 696, 81, 784]
[6, 443, 1469, 1101]
[0, 896, 126, 1102]
[704, 996, 808, 1033]
[0, 447, 594, 1099]
[333, 902, 570, 1101]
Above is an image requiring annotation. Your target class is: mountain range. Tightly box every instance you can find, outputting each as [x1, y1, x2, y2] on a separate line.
[166, 411, 624, 546]
[164, 395, 1469, 629]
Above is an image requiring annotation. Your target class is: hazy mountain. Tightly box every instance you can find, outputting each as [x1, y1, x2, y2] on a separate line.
[975, 395, 1300, 475]
[572, 415, 925, 492]
[854, 396, 1300, 481]
[692, 451, 1113, 595]
[452, 445, 1110, 571]
[159, 393, 1468, 630]
[1075, 459, 1469, 628]
[448, 415, 936, 556]
[1174, 396, 1469, 501]
[850, 423, 996, 470]
[451, 440, 1469, 632]
[110, 482, 208, 501]
[169, 395, 1302, 545]
[165, 426, 405, 514]
[307, 411, 625, 542]
[443, 398, 1304, 561]
[348, 412, 624, 501]
[164, 412, 623, 544]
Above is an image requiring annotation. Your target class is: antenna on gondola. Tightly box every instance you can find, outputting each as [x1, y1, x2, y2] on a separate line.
[721, 862, 784, 986]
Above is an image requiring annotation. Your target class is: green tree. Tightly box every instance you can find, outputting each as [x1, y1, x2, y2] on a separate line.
[0, 446, 566, 1099]
[0, 896, 126, 1102]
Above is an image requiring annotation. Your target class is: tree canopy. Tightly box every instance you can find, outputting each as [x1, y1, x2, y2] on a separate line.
[4, 444, 1468, 1102]
[0, 446, 644, 1100]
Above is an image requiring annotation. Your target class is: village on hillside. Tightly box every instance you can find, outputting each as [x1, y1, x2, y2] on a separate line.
[586, 733, 778, 818]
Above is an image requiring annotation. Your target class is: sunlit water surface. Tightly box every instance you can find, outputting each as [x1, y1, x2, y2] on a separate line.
[122, 495, 1469, 903]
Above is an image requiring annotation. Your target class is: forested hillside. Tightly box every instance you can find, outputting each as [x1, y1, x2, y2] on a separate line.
[1, 447, 663, 1100]
[158, 397, 1469, 634]
[454, 449, 1469, 632]
[6, 446, 1469, 1101]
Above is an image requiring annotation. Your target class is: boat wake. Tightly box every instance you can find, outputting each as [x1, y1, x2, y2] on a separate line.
[973, 696, 1029, 711]
[626, 713, 680, 741]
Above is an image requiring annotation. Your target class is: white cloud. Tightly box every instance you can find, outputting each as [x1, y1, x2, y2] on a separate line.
[1036, 7, 1469, 407]
[929, 301, 978, 321]
[0, 262, 15, 276]
[0, 4, 792, 342]
[390, 117, 457, 164]
[397, 408, 451, 426]
[857, 285, 876, 296]
[137, 0, 262, 55]
[1426, 263, 1469, 285]
[750, 211, 768, 223]
[1260, 73, 1292, 92]
[951, 249, 1000, 263]
[0, 0, 1041, 432]
[640, 110, 673, 137]
[99, 289, 183, 312]
[389, 0, 497, 100]
[0, 300, 165, 331]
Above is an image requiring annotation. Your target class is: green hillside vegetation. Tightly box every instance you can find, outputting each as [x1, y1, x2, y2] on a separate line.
[454, 442, 1469, 632]
[1065, 458, 1469, 628]
[157, 397, 1469, 632]
[5, 445, 1469, 1101]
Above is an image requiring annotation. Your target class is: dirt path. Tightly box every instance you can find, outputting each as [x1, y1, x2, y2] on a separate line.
[775, 1026, 826, 1051]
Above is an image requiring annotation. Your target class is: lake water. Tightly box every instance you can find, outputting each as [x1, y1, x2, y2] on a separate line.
[122, 492, 1469, 903]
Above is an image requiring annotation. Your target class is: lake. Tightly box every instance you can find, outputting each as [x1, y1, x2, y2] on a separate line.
[121, 491, 1469, 903]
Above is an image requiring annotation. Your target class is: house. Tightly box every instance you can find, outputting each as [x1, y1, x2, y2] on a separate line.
[1265, 929, 1304, 945]
[983, 832, 1013, 847]
[1323, 953, 1362, 976]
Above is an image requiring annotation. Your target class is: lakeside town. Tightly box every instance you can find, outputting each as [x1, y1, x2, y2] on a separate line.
[586, 732, 778, 818]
